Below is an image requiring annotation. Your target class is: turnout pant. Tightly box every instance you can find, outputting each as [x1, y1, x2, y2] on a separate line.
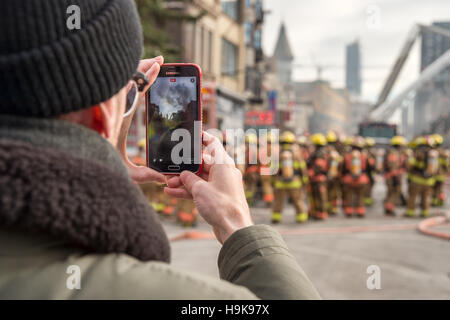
[311, 181, 328, 219]
[244, 171, 259, 204]
[384, 176, 401, 212]
[343, 183, 366, 216]
[273, 188, 307, 216]
[407, 182, 432, 217]
[261, 175, 274, 204]
[364, 176, 374, 205]
[432, 179, 445, 206]
[327, 179, 340, 214]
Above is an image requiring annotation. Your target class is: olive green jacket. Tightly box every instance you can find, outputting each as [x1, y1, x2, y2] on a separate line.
[0, 116, 320, 300]
[0, 225, 320, 299]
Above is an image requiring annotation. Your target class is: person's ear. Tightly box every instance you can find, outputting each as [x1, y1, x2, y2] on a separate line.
[93, 90, 125, 145]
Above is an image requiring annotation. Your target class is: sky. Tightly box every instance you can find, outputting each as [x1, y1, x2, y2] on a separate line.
[262, 0, 450, 103]
[151, 77, 197, 117]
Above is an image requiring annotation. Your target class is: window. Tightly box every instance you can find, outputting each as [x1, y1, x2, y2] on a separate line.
[254, 29, 261, 49]
[255, 0, 263, 21]
[221, 0, 239, 21]
[245, 22, 252, 46]
[201, 28, 213, 73]
[208, 30, 213, 72]
[221, 38, 238, 76]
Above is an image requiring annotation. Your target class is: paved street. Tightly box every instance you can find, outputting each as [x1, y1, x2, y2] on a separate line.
[162, 178, 450, 299]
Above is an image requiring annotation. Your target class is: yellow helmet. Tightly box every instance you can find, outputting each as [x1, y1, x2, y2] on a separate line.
[352, 136, 365, 149]
[311, 133, 327, 146]
[407, 141, 416, 149]
[280, 131, 296, 144]
[138, 138, 146, 149]
[416, 136, 435, 147]
[365, 137, 375, 147]
[326, 131, 337, 143]
[391, 136, 406, 146]
[415, 136, 425, 146]
[344, 136, 354, 146]
[432, 134, 443, 146]
[245, 133, 258, 144]
[297, 135, 308, 146]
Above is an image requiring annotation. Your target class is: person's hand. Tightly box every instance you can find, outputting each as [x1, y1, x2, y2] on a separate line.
[165, 132, 253, 244]
[117, 56, 166, 184]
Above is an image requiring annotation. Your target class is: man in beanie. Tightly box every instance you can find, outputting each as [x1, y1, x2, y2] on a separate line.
[0, 0, 319, 299]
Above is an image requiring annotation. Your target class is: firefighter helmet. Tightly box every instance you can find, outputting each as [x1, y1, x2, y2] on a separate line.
[432, 134, 443, 146]
[138, 138, 146, 149]
[311, 133, 327, 146]
[344, 136, 354, 146]
[326, 131, 337, 143]
[415, 136, 425, 146]
[297, 135, 308, 146]
[416, 136, 435, 147]
[352, 136, 365, 149]
[391, 136, 406, 146]
[365, 137, 375, 147]
[408, 140, 417, 149]
[280, 131, 296, 144]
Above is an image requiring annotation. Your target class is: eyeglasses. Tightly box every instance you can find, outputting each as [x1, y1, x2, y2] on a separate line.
[123, 71, 149, 118]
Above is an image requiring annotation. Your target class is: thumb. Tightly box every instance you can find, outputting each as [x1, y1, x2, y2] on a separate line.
[180, 171, 205, 196]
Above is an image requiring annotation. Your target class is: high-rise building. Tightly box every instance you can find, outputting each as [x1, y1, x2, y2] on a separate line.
[345, 40, 361, 96]
[414, 21, 450, 137]
[421, 21, 450, 72]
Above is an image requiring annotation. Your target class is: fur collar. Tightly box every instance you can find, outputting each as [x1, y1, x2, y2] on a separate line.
[0, 137, 170, 263]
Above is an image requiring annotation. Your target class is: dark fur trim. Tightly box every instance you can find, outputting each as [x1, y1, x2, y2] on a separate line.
[0, 139, 170, 263]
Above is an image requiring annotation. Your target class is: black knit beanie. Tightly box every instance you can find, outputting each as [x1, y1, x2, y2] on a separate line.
[0, 0, 143, 117]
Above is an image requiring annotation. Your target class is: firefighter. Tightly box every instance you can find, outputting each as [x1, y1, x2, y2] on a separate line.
[341, 136, 370, 218]
[432, 134, 447, 207]
[340, 136, 354, 209]
[336, 133, 347, 155]
[405, 136, 438, 218]
[383, 136, 406, 215]
[259, 132, 275, 206]
[326, 131, 342, 215]
[307, 133, 329, 220]
[272, 131, 308, 224]
[343, 136, 354, 154]
[363, 138, 377, 206]
[243, 133, 259, 206]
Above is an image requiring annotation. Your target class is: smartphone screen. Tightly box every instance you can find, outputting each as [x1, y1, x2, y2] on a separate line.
[146, 64, 202, 174]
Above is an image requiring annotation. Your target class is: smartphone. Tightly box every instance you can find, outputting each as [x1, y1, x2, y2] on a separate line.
[145, 63, 202, 175]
